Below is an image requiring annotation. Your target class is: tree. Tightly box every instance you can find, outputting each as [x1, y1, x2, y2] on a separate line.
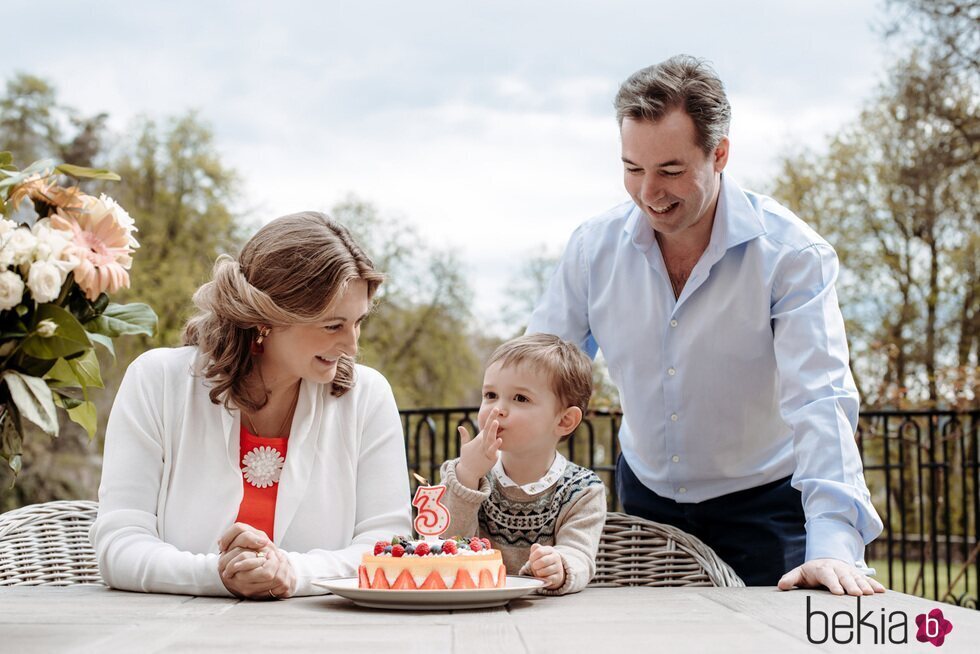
[0, 73, 108, 168]
[886, 0, 980, 76]
[331, 196, 483, 407]
[111, 113, 245, 347]
[887, 0, 980, 404]
[501, 252, 559, 337]
[771, 51, 978, 407]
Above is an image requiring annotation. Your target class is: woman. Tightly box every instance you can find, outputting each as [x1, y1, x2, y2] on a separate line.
[91, 212, 412, 598]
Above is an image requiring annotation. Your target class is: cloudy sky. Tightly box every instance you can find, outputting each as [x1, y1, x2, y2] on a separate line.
[10, 0, 893, 333]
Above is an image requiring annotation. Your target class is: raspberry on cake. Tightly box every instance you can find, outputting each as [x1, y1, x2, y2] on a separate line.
[358, 535, 506, 590]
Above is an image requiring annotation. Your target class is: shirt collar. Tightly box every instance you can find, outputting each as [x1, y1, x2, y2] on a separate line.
[492, 452, 567, 495]
[715, 173, 767, 250]
[624, 173, 767, 255]
[625, 204, 655, 250]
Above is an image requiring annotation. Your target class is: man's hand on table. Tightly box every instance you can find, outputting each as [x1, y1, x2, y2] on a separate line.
[778, 558, 886, 596]
[217, 522, 297, 600]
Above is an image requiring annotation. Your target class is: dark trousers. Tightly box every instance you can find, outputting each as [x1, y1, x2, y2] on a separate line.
[616, 455, 806, 585]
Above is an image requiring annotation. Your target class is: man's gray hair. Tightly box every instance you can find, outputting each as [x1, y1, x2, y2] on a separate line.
[614, 55, 732, 154]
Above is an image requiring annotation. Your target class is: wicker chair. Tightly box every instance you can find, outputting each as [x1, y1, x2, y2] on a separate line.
[0, 499, 104, 586]
[590, 512, 744, 587]
[0, 503, 743, 589]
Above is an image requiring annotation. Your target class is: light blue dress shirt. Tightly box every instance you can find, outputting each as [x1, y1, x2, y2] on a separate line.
[527, 174, 883, 567]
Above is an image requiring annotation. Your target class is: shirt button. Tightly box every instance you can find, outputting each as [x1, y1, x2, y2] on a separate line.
[672, 455, 680, 463]
[670, 319, 678, 327]
[670, 414, 678, 421]
[667, 368, 676, 376]
[678, 487, 687, 494]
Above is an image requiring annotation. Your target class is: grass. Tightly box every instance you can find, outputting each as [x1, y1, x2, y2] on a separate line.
[869, 558, 976, 604]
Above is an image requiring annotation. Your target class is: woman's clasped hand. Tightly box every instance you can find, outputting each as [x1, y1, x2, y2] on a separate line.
[217, 523, 296, 599]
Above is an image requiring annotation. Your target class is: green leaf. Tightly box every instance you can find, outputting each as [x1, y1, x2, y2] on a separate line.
[86, 331, 115, 358]
[85, 302, 157, 338]
[0, 158, 56, 188]
[2, 370, 58, 436]
[44, 358, 77, 388]
[0, 151, 13, 169]
[44, 350, 103, 390]
[53, 392, 84, 409]
[52, 395, 97, 439]
[22, 304, 92, 359]
[55, 163, 121, 181]
[65, 349, 103, 389]
[91, 293, 109, 315]
[67, 400, 97, 438]
[15, 355, 57, 379]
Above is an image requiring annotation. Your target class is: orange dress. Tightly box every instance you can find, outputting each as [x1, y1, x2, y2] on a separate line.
[235, 425, 289, 540]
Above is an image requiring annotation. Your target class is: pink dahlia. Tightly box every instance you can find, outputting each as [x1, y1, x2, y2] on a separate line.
[50, 194, 138, 301]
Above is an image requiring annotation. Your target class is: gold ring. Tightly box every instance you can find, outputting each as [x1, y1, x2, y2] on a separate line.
[269, 590, 278, 599]
[256, 551, 266, 559]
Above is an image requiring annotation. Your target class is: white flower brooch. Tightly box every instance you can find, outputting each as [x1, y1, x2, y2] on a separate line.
[241, 446, 285, 488]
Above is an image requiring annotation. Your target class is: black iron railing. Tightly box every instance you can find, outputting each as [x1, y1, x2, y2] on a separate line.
[399, 407, 980, 608]
[857, 410, 979, 609]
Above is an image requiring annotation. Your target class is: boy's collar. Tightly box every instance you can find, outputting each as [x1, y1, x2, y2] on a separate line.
[492, 452, 567, 495]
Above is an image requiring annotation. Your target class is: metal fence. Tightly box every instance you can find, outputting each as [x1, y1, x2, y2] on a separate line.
[857, 410, 978, 609]
[399, 407, 980, 608]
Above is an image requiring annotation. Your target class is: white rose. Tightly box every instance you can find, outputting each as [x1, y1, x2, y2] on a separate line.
[3, 228, 37, 266]
[0, 270, 25, 311]
[36, 319, 58, 338]
[0, 243, 13, 269]
[31, 219, 74, 262]
[0, 219, 17, 236]
[26, 260, 65, 303]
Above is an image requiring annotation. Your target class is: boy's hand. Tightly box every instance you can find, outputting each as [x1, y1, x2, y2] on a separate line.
[455, 408, 503, 490]
[528, 543, 566, 590]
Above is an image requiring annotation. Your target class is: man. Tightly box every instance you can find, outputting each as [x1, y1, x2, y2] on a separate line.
[527, 55, 884, 594]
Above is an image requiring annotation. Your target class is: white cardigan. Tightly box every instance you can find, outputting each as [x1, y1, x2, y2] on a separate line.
[91, 346, 412, 596]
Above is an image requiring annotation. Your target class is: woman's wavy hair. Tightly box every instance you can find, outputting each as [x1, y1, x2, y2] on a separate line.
[182, 211, 383, 411]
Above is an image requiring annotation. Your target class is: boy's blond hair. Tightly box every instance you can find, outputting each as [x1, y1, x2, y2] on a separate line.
[487, 334, 593, 435]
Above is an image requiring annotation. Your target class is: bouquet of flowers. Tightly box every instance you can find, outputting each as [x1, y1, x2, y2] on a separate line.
[0, 152, 157, 476]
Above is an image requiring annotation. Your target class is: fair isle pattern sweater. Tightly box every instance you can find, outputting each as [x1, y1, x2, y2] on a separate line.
[439, 458, 606, 595]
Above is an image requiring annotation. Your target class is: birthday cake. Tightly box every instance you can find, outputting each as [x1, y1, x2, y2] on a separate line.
[358, 536, 506, 590]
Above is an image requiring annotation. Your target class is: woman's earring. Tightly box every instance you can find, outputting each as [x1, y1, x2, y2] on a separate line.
[251, 326, 271, 355]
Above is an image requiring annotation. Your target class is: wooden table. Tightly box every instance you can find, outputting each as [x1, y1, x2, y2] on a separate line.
[2, 586, 978, 652]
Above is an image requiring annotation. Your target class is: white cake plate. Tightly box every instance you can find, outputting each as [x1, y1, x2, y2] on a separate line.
[311, 575, 545, 610]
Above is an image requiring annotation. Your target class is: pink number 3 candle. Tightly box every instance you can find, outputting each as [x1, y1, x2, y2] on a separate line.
[411, 474, 451, 538]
